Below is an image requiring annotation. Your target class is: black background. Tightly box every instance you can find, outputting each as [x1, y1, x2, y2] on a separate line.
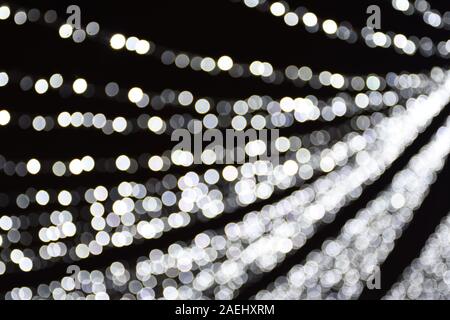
[0, 0, 449, 300]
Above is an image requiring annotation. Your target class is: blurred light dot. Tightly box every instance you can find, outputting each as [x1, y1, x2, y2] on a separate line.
[36, 190, 50, 206]
[270, 2, 286, 16]
[59, 24, 73, 38]
[110, 34, 126, 50]
[148, 156, 164, 171]
[283, 160, 299, 176]
[0, 6, 11, 20]
[179, 91, 194, 106]
[116, 155, 131, 171]
[323, 19, 338, 34]
[136, 40, 150, 55]
[73, 78, 88, 94]
[26, 159, 41, 175]
[303, 12, 318, 27]
[148, 116, 164, 133]
[284, 12, 299, 26]
[0, 110, 11, 126]
[218, 56, 233, 71]
[86, 21, 100, 35]
[58, 191, 72, 206]
[49, 74, 63, 88]
[14, 11, 27, 25]
[112, 117, 127, 133]
[223, 166, 239, 182]
[35, 79, 49, 94]
[0, 72, 9, 87]
[19, 258, 33, 272]
[128, 87, 144, 103]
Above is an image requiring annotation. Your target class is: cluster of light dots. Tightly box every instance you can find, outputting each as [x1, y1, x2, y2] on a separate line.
[0, 95, 425, 278]
[257, 114, 450, 300]
[0, 116, 379, 274]
[0, 110, 386, 275]
[148, 78, 450, 300]
[385, 211, 450, 300]
[3, 73, 449, 299]
[0, 112, 382, 274]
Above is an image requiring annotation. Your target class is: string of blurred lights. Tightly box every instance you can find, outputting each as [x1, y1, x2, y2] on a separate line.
[385, 211, 450, 300]
[232, 0, 450, 58]
[257, 114, 450, 300]
[0, 66, 439, 140]
[391, 0, 450, 30]
[0, 4, 443, 91]
[0, 3, 375, 91]
[0, 114, 370, 179]
[0, 88, 420, 135]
